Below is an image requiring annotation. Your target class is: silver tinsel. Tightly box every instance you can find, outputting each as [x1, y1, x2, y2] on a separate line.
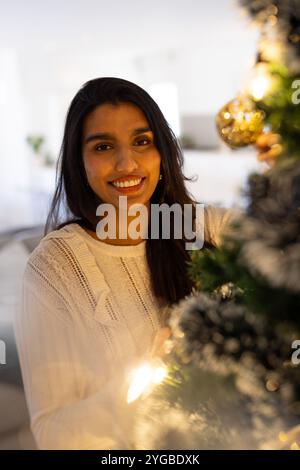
[231, 162, 300, 292]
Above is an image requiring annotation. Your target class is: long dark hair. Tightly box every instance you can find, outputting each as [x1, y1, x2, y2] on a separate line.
[45, 77, 200, 310]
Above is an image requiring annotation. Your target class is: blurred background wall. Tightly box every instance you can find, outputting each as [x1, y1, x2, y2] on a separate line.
[0, 0, 262, 231]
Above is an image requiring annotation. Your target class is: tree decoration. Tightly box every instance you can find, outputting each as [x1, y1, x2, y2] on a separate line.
[128, 0, 300, 451]
[216, 96, 265, 148]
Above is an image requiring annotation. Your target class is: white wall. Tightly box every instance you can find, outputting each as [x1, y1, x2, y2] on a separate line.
[0, 0, 259, 230]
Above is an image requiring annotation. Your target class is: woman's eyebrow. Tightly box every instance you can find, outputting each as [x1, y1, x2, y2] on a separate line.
[84, 127, 152, 145]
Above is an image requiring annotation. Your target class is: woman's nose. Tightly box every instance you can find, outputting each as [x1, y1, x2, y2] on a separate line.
[114, 147, 138, 173]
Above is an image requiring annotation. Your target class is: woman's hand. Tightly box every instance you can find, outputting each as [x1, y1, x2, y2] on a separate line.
[255, 131, 283, 167]
[150, 327, 172, 358]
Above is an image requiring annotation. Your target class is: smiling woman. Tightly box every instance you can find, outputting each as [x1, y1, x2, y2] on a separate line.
[13, 77, 237, 450]
[43, 76, 210, 304]
[81, 102, 161, 221]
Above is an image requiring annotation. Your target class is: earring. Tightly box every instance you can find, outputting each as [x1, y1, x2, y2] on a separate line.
[159, 174, 163, 180]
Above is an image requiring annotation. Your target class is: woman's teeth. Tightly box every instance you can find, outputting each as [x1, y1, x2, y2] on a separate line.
[111, 178, 142, 188]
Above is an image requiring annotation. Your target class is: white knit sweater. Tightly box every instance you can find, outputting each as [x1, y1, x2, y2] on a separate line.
[14, 204, 238, 450]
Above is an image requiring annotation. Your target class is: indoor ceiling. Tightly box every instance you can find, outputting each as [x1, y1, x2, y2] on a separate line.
[0, 0, 251, 55]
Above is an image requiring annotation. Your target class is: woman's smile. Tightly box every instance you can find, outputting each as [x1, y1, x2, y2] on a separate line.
[109, 176, 147, 194]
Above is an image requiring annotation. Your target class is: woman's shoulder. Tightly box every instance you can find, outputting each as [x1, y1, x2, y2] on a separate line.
[27, 223, 81, 266]
[41, 222, 81, 243]
[24, 222, 100, 288]
[203, 204, 242, 247]
[25, 222, 108, 304]
[204, 203, 240, 225]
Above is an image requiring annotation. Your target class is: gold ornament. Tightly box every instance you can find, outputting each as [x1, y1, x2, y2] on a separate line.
[216, 95, 265, 149]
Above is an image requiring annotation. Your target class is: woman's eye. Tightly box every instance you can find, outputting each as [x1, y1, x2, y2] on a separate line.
[95, 143, 112, 152]
[134, 137, 151, 146]
[94, 138, 151, 152]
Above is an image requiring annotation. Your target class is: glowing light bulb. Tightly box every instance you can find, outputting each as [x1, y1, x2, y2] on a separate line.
[127, 359, 167, 404]
[250, 75, 270, 100]
[153, 366, 167, 384]
[248, 64, 272, 101]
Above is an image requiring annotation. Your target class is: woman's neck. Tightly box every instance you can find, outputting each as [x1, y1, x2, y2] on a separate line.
[84, 227, 146, 246]
[84, 205, 149, 246]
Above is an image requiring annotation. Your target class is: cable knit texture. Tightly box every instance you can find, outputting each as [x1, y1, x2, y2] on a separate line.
[14, 204, 239, 449]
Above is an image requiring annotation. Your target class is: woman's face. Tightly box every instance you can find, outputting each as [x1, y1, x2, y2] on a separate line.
[82, 102, 161, 210]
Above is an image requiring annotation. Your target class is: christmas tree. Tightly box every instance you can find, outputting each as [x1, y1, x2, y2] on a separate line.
[129, 0, 300, 450]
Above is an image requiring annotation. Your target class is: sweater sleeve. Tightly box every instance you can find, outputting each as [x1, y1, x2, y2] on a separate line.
[204, 204, 242, 248]
[13, 240, 134, 450]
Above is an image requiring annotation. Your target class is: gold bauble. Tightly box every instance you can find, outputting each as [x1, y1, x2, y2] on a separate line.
[216, 96, 265, 149]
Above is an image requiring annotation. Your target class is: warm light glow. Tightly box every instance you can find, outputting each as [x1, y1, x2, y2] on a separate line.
[250, 74, 271, 101]
[127, 363, 152, 404]
[153, 366, 167, 384]
[246, 63, 273, 101]
[278, 432, 288, 442]
[127, 359, 167, 404]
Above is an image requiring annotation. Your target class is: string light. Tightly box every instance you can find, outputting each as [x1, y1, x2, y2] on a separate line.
[127, 358, 167, 404]
[248, 63, 273, 101]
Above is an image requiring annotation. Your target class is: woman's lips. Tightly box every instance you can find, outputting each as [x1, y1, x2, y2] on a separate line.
[109, 177, 146, 194]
